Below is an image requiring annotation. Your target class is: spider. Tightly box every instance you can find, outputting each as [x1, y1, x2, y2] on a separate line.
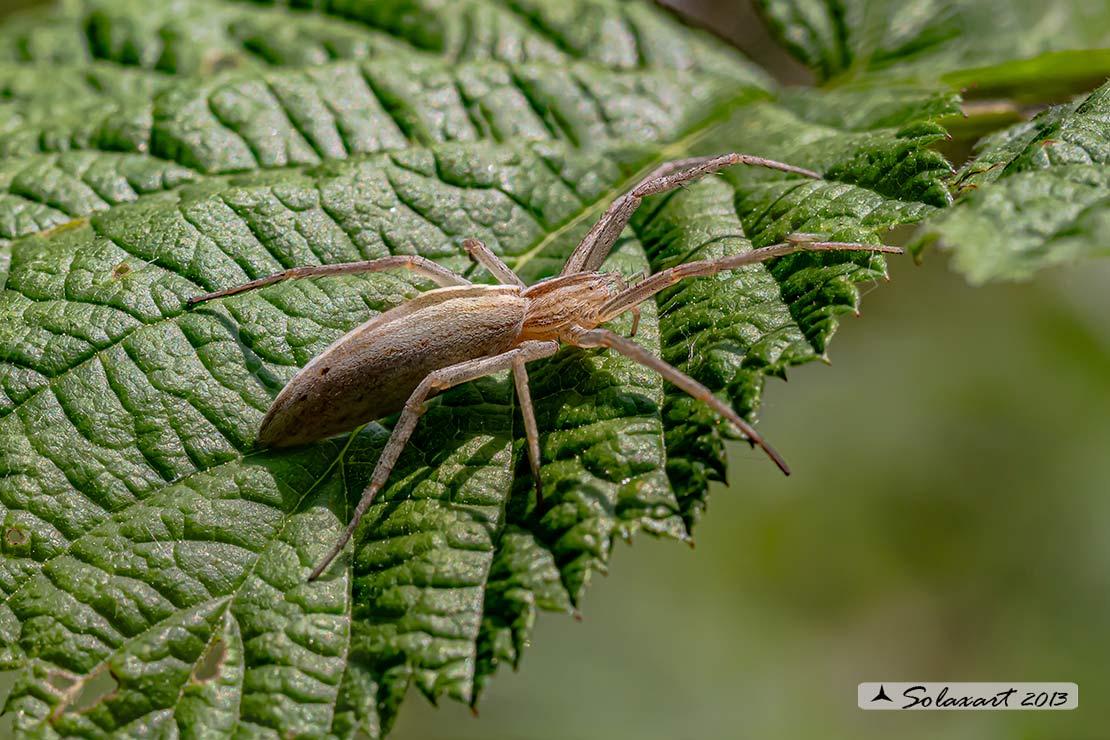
[188, 152, 900, 579]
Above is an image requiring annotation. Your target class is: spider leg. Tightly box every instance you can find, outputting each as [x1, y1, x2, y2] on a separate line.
[606, 272, 640, 337]
[511, 355, 544, 507]
[187, 255, 472, 305]
[462, 238, 526, 287]
[309, 339, 560, 581]
[561, 153, 821, 276]
[564, 326, 790, 475]
[594, 240, 903, 324]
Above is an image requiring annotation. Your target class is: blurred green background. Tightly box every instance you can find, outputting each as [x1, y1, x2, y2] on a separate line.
[1, 0, 1107, 738]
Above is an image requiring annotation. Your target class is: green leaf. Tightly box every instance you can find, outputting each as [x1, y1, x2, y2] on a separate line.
[0, 1, 947, 737]
[756, 1, 1110, 281]
[756, 0, 1110, 97]
[913, 80, 1110, 283]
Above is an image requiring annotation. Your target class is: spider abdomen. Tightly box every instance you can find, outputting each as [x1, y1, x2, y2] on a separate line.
[258, 284, 526, 447]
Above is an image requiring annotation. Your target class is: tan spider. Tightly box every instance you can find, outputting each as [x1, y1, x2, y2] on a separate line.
[188, 153, 900, 579]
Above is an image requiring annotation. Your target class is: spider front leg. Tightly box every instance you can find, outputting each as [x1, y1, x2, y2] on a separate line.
[561, 153, 821, 276]
[309, 339, 559, 581]
[187, 254, 472, 305]
[594, 240, 903, 324]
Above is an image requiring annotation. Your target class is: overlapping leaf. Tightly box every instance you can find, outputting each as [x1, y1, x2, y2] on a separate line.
[759, 0, 1110, 282]
[0, 1, 951, 737]
[756, 0, 1110, 97]
[914, 80, 1110, 283]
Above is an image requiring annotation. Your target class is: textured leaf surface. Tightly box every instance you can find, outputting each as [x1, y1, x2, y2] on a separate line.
[0, 1, 946, 737]
[913, 81, 1110, 283]
[757, 0, 1110, 280]
[756, 0, 1110, 96]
